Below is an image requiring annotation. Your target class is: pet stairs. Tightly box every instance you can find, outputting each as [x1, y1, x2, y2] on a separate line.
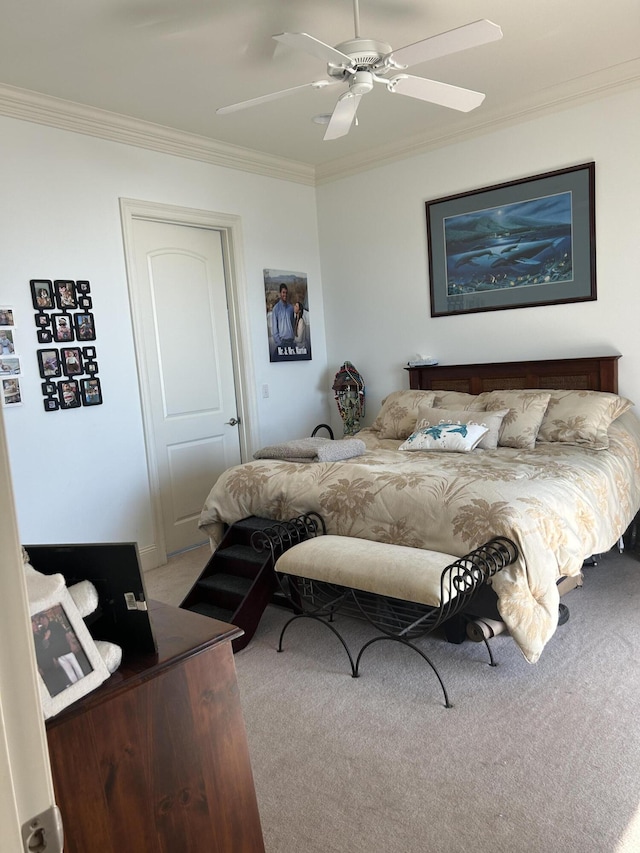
[180, 516, 292, 652]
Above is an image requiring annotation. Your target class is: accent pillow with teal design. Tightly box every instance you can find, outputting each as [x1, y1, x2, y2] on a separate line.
[415, 406, 509, 450]
[399, 421, 489, 453]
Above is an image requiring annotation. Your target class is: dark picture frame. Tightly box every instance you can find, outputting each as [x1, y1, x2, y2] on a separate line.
[51, 313, 74, 343]
[81, 377, 102, 406]
[74, 312, 96, 341]
[58, 379, 81, 409]
[425, 162, 596, 317]
[54, 280, 77, 310]
[37, 348, 61, 378]
[30, 279, 54, 310]
[61, 347, 83, 376]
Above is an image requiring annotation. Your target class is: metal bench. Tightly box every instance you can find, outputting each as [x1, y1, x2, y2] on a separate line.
[250, 514, 518, 707]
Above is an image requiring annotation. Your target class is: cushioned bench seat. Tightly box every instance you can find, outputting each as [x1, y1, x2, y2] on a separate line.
[253, 516, 518, 706]
[275, 535, 461, 608]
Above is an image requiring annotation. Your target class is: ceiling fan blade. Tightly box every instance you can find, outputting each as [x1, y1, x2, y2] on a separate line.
[389, 75, 485, 112]
[383, 19, 502, 69]
[216, 79, 341, 115]
[273, 32, 354, 67]
[324, 92, 362, 140]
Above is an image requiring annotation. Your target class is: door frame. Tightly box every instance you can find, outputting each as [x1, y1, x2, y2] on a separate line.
[119, 198, 257, 568]
[0, 406, 59, 851]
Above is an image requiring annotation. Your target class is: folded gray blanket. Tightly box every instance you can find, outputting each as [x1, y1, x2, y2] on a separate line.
[253, 436, 366, 463]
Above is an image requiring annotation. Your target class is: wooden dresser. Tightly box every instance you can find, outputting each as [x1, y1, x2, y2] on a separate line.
[45, 601, 265, 853]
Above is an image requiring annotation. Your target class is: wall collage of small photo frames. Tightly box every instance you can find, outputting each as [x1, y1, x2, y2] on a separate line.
[31, 279, 103, 412]
[0, 306, 21, 407]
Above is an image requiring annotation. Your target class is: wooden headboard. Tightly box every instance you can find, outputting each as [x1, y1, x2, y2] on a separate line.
[406, 355, 620, 395]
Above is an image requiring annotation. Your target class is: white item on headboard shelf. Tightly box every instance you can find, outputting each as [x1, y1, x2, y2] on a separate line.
[407, 355, 439, 367]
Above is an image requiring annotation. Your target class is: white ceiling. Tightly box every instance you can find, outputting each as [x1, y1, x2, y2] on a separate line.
[1, 0, 639, 177]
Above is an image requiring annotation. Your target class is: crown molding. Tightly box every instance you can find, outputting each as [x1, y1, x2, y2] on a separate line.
[315, 60, 640, 184]
[0, 83, 315, 186]
[1, 60, 639, 189]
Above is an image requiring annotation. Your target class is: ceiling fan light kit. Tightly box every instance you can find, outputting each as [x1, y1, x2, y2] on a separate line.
[216, 1, 502, 140]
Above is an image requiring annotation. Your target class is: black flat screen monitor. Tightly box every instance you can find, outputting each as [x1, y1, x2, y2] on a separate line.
[24, 542, 157, 655]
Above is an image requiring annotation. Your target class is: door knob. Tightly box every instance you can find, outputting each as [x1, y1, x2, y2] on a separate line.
[225, 417, 240, 426]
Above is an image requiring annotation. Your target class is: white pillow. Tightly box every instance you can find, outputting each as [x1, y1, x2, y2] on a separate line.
[415, 406, 509, 450]
[399, 422, 489, 453]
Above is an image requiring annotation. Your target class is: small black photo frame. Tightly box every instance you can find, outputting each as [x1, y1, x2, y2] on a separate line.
[54, 280, 77, 310]
[76, 280, 91, 295]
[81, 377, 102, 406]
[43, 397, 59, 412]
[51, 314, 74, 343]
[37, 328, 53, 344]
[61, 348, 83, 376]
[31, 280, 54, 310]
[58, 380, 81, 409]
[74, 313, 96, 341]
[78, 296, 92, 310]
[37, 349, 61, 378]
[35, 313, 50, 328]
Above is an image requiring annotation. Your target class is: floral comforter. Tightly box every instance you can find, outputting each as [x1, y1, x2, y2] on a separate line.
[199, 412, 640, 663]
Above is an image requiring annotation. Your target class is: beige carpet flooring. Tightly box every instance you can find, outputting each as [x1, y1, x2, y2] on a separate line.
[145, 546, 640, 853]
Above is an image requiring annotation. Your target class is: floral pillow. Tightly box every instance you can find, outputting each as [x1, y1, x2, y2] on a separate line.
[399, 421, 489, 453]
[415, 406, 510, 450]
[537, 389, 633, 449]
[431, 390, 486, 411]
[370, 390, 436, 439]
[483, 390, 551, 450]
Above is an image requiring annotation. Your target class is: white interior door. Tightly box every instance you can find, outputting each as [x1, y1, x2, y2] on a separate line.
[131, 218, 242, 557]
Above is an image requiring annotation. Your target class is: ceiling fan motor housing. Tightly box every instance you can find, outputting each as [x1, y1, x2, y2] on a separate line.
[327, 38, 392, 79]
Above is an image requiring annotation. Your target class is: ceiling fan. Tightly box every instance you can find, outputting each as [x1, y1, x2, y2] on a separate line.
[216, 0, 502, 140]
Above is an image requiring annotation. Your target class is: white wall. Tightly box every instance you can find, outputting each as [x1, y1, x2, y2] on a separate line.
[0, 117, 329, 555]
[3, 84, 639, 553]
[317, 86, 640, 427]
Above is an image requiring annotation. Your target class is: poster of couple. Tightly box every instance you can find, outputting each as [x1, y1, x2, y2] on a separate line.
[264, 269, 312, 362]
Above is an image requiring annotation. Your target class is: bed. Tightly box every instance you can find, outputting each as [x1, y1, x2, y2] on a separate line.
[199, 355, 640, 663]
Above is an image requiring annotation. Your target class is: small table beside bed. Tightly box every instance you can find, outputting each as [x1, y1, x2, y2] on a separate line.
[199, 354, 640, 664]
